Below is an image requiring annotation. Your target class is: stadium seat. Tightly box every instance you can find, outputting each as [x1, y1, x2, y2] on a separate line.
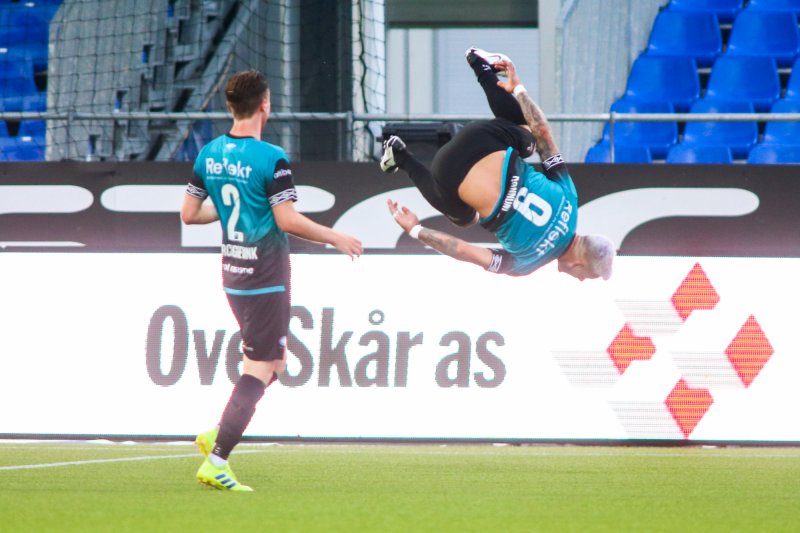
[726, 10, 800, 68]
[645, 11, 722, 68]
[585, 142, 653, 164]
[0, 119, 9, 138]
[786, 58, 800, 100]
[623, 55, 700, 112]
[704, 55, 780, 112]
[747, 0, 800, 16]
[602, 98, 677, 158]
[0, 55, 41, 111]
[682, 99, 758, 158]
[666, 144, 734, 164]
[762, 99, 800, 145]
[18, 119, 45, 138]
[0, 135, 43, 161]
[667, 0, 744, 24]
[747, 144, 800, 164]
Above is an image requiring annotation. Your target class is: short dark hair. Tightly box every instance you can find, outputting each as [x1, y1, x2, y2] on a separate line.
[224, 69, 269, 119]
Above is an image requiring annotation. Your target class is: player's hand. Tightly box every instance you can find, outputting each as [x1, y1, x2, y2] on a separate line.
[387, 199, 419, 233]
[333, 232, 363, 259]
[494, 59, 521, 93]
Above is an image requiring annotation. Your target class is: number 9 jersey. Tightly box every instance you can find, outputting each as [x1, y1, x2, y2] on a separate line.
[186, 134, 298, 295]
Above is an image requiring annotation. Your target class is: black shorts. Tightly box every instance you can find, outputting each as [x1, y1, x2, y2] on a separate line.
[226, 289, 290, 362]
[430, 118, 535, 225]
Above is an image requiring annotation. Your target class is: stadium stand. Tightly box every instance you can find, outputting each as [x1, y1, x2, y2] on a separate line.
[666, 144, 734, 164]
[786, 58, 800, 100]
[645, 10, 722, 68]
[725, 10, 800, 68]
[681, 99, 758, 159]
[666, 0, 744, 24]
[704, 55, 780, 112]
[762, 99, 800, 145]
[747, 143, 800, 164]
[601, 98, 677, 158]
[747, 0, 800, 16]
[584, 142, 653, 164]
[622, 55, 700, 112]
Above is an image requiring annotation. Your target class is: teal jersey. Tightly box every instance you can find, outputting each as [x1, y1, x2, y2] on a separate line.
[481, 149, 577, 276]
[187, 134, 298, 292]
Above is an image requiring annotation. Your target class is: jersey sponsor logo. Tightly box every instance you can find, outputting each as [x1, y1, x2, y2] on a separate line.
[221, 243, 258, 260]
[535, 201, 573, 257]
[274, 168, 292, 179]
[205, 157, 253, 179]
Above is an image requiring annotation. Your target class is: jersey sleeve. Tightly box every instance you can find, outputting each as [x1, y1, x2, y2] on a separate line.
[485, 249, 517, 275]
[186, 166, 208, 200]
[267, 158, 298, 207]
[541, 153, 569, 182]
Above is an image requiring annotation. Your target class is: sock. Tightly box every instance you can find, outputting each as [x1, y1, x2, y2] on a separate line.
[469, 55, 526, 126]
[402, 153, 452, 216]
[212, 373, 266, 460]
[209, 453, 227, 467]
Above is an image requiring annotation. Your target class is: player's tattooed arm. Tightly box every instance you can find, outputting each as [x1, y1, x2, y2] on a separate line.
[418, 227, 493, 269]
[515, 91, 560, 161]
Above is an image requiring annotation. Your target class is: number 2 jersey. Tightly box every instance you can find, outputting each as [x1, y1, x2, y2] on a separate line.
[186, 134, 298, 294]
[480, 149, 577, 276]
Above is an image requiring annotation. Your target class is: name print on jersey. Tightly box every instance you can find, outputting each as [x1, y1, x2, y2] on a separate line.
[205, 157, 253, 179]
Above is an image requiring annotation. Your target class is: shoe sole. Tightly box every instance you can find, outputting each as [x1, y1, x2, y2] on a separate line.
[196, 476, 254, 492]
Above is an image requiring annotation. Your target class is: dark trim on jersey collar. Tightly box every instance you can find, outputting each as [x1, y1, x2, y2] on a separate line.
[226, 133, 257, 140]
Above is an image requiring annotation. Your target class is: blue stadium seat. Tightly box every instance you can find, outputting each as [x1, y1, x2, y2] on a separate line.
[747, 0, 800, 16]
[602, 98, 677, 158]
[0, 54, 41, 111]
[666, 144, 734, 164]
[0, 135, 44, 161]
[667, 0, 744, 24]
[747, 144, 800, 164]
[585, 142, 653, 164]
[623, 56, 700, 112]
[762, 100, 800, 145]
[645, 11, 722, 68]
[18, 119, 45, 138]
[786, 57, 800, 100]
[704, 55, 780, 112]
[0, 119, 9, 138]
[682, 99, 758, 158]
[726, 10, 800, 68]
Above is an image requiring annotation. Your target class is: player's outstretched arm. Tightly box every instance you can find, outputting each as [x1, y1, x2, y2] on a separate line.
[273, 200, 362, 258]
[388, 199, 493, 269]
[494, 59, 560, 161]
[181, 193, 219, 224]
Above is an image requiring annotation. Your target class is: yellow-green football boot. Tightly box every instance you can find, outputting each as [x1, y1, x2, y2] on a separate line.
[196, 458, 253, 492]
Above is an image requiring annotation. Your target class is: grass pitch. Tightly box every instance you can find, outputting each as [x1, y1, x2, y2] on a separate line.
[1, 442, 799, 532]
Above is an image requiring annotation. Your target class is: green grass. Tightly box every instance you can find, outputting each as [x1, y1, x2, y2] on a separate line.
[1, 442, 799, 532]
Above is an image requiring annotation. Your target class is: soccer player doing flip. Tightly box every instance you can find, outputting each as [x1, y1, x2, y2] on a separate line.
[383, 48, 614, 281]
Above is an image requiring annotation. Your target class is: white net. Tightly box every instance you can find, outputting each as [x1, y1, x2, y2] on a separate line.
[0, 0, 386, 162]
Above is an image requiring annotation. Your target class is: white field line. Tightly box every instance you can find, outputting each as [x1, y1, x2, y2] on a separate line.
[0, 449, 267, 471]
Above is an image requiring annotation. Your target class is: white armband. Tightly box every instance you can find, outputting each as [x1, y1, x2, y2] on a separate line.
[512, 84, 527, 97]
[408, 225, 423, 240]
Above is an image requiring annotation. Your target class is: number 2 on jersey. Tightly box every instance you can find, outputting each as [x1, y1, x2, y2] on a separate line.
[221, 183, 244, 242]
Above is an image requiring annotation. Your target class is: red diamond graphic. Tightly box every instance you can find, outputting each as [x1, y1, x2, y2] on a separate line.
[725, 315, 774, 388]
[670, 263, 720, 321]
[607, 323, 656, 374]
[665, 379, 714, 439]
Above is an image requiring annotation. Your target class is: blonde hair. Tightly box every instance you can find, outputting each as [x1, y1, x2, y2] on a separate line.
[583, 234, 615, 280]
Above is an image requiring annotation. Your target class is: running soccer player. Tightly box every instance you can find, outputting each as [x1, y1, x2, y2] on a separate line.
[383, 48, 614, 281]
[181, 69, 362, 491]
